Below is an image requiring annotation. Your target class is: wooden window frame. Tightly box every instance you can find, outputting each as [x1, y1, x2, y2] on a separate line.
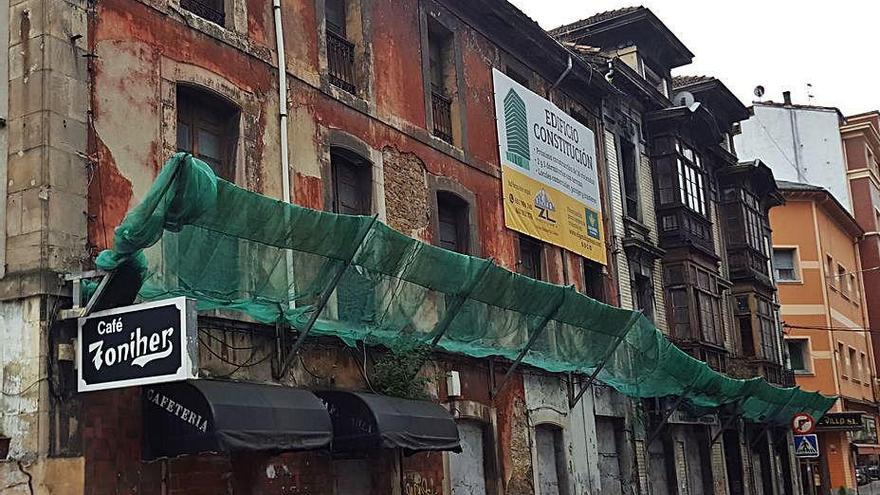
[176, 84, 240, 182]
[436, 191, 470, 254]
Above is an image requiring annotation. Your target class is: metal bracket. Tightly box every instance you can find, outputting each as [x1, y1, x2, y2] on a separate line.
[490, 287, 569, 399]
[710, 410, 741, 445]
[428, 258, 494, 348]
[646, 385, 694, 446]
[58, 270, 110, 320]
[568, 310, 642, 409]
[275, 215, 378, 378]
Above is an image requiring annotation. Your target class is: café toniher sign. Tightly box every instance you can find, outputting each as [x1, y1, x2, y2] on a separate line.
[816, 412, 864, 431]
[77, 297, 197, 392]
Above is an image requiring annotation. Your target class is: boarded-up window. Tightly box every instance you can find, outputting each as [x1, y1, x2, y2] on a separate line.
[518, 235, 543, 281]
[331, 148, 371, 215]
[596, 417, 624, 495]
[437, 192, 469, 254]
[449, 421, 488, 495]
[535, 425, 568, 495]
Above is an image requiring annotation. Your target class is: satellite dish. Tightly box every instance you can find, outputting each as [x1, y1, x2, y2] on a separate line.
[673, 91, 695, 108]
[754, 85, 765, 98]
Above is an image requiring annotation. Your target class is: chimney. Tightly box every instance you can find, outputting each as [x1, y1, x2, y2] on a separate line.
[783, 91, 792, 105]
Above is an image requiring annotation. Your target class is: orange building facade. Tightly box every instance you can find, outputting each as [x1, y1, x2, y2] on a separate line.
[770, 182, 878, 493]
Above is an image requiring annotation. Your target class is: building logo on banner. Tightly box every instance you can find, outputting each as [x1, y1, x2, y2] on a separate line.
[794, 434, 820, 458]
[77, 297, 197, 392]
[791, 412, 816, 435]
[493, 68, 606, 265]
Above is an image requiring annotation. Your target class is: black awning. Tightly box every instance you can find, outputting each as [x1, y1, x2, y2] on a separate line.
[142, 380, 332, 460]
[316, 391, 460, 454]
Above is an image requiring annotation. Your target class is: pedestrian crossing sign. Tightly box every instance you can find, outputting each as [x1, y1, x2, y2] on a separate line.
[794, 434, 820, 458]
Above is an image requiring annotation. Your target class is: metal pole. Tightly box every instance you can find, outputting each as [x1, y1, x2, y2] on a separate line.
[711, 410, 741, 445]
[748, 391, 799, 451]
[569, 310, 642, 409]
[429, 258, 494, 347]
[277, 215, 378, 377]
[646, 386, 694, 446]
[490, 288, 569, 398]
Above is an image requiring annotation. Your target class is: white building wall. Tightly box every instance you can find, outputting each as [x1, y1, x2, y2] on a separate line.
[735, 104, 850, 210]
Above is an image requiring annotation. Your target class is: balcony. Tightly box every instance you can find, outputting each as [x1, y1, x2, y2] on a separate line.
[180, 0, 225, 25]
[431, 90, 453, 143]
[327, 30, 356, 93]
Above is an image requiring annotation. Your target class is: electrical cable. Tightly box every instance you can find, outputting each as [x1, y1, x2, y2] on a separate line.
[198, 328, 257, 350]
[198, 336, 272, 370]
[1, 377, 48, 397]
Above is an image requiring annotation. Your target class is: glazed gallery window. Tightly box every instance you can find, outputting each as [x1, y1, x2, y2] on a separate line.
[676, 143, 707, 215]
[772, 248, 798, 282]
[665, 263, 723, 345]
[786, 339, 810, 373]
[177, 85, 240, 181]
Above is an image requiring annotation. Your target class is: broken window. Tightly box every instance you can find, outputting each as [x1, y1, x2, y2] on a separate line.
[180, 0, 225, 25]
[620, 140, 640, 221]
[176, 85, 240, 181]
[437, 192, 469, 254]
[448, 421, 494, 495]
[584, 259, 606, 302]
[518, 235, 543, 281]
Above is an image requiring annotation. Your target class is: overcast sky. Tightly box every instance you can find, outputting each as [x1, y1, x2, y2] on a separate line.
[509, 0, 877, 116]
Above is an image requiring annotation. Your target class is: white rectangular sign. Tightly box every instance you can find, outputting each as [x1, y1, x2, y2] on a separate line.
[492, 68, 606, 264]
[77, 297, 198, 392]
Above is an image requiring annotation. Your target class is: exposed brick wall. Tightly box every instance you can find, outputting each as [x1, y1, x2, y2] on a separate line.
[382, 146, 430, 240]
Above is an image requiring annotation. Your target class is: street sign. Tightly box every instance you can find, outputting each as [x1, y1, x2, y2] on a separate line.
[794, 434, 820, 458]
[77, 297, 198, 392]
[792, 412, 816, 435]
[816, 412, 864, 431]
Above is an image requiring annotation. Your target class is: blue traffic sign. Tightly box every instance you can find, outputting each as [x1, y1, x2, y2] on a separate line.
[794, 434, 820, 458]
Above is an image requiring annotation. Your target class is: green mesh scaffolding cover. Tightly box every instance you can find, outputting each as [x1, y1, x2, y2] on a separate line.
[96, 154, 835, 424]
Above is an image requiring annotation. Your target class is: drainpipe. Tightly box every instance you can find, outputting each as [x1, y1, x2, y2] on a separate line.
[551, 54, 573, 91]
[272, 0, 295, 308]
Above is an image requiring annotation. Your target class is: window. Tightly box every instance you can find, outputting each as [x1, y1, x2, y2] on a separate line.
[839, 342, 848, 378]
[620, 140, 640, 221]
[325, 0, 356, 93]
[826, 255, 836, 288]
[518, 235, 543, 280]
[633, 273, 654, 321]
[838, 264, 849, 296]
[862, 352, 869, 386]
[677, 156, 706, 215]
[739, 317, 755, 357]
[756, 298, 778, 361]
[850, 273, 858, 301]
[850, 347, 859, 382]
[177, 85, 240, 182]
[330, 148, 371, 215]
[669, 288, 690, 339]
[583, 260, 605, 302]
[437, 192, 469, 254]
[180, 0, 225, 25]
[786, 339, 810, 373]
[535, 425, 569, 495]
[427, 21, 454, 143]
[772, 248, 798, 282]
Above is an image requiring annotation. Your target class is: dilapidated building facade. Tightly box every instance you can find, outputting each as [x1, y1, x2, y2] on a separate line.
[0, 2, 820, 495]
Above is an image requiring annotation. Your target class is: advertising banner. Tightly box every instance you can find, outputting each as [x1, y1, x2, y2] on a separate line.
[492, 68, 606, 265]
[77, 297, 198, 392]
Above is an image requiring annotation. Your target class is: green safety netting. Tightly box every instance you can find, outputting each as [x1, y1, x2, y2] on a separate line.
[96, 154, 835, 424]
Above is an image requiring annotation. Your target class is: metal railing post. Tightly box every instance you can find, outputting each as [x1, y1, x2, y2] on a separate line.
[276, 215, 378, 378]
[569, 310, 642, 409]
[490, 287, 569, 399]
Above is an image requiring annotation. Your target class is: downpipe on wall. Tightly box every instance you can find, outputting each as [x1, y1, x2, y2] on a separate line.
[272, 0, 296, 309]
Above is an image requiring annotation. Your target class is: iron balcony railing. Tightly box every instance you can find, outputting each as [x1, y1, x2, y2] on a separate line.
[327, 30, 356, 94]
[180, 0, 225, 25]
[431, 89, 453, 143]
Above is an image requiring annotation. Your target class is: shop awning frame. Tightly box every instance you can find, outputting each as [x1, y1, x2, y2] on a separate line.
[317, 390, 461, 454]
[142, 380, 333, 460]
